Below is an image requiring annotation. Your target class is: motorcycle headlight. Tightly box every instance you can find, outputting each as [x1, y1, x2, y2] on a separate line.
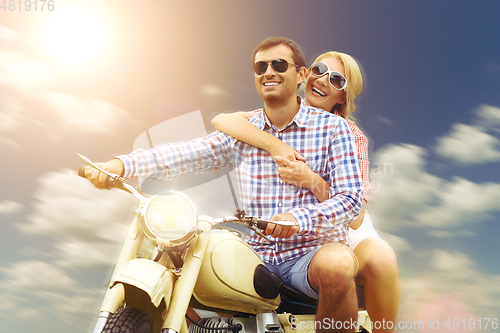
[141, 191, 198, 249]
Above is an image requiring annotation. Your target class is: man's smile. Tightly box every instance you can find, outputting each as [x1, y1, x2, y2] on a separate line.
[263, 81, 281, 88]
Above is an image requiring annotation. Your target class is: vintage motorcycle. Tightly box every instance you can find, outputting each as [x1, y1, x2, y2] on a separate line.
[77, 154, 371, 333]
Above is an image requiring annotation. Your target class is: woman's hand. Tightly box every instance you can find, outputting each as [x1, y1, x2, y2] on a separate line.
[268, 140, 305, 163]
[273, 155, 330, 202]
[273, 155, 315, 188]
[349, 200, 367, 230]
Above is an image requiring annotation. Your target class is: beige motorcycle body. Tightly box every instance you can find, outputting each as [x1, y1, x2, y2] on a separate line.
[97, 208, 282, 332]
[193, 230, 280, 313]
[96, 205, 371, 333]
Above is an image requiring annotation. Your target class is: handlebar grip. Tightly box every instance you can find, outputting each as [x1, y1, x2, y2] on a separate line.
[77, 166, 114, 189]
[256, 221, 268, 231]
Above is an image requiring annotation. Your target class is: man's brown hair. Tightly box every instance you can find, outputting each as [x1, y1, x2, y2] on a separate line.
[252, 37, 306, 70]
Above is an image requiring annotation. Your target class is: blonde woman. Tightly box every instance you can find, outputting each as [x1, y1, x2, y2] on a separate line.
[212, 51, 399, 333]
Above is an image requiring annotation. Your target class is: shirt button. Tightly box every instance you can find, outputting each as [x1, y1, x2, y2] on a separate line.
[278, 202, 283, 207]
[279, 179, 284, 184]
[278, 132, 283, 138]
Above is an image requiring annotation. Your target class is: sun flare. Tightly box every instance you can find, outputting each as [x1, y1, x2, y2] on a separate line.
[45, 6, 104, 64]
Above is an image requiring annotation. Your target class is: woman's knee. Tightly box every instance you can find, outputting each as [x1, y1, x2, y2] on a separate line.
[356, 239, 399, 280]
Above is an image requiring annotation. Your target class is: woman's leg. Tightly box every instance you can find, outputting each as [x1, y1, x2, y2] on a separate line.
[354, 237, 400, 333]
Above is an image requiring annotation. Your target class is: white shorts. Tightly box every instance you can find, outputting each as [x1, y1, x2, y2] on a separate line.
[348, 211, 381, 250]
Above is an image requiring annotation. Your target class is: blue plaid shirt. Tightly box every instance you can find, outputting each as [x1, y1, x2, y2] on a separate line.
[118, 103, 363, 265]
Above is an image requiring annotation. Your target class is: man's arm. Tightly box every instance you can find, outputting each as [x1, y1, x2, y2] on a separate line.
[120, 131, 235, 180]
[287, 118, 364, 234]
[83, 131, 235, 188]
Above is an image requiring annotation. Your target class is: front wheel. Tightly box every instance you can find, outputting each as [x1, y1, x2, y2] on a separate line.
[102, 307, 152, 333]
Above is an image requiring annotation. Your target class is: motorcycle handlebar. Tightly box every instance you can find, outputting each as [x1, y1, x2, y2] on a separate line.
[213, 217, 296, 231]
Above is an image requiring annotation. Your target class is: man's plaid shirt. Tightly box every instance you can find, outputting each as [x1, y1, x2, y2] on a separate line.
[118, 103, 363, 265]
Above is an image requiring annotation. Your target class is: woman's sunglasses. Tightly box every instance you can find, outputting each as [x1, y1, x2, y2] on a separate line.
[311, 62, 348, 91]
[253, 59, 299, 75]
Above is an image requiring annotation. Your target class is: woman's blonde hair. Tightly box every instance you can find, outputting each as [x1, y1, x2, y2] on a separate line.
[305, 51, 363, 120]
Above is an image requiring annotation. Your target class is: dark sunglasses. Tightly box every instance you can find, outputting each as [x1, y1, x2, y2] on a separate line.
[253, 59, 300, 75]
[311, 62, 348, 91]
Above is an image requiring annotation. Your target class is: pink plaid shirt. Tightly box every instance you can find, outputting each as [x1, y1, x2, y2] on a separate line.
[340, 117, 371, 202]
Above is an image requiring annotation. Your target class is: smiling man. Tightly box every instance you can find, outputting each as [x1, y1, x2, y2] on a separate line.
[85, 37, 363, 332]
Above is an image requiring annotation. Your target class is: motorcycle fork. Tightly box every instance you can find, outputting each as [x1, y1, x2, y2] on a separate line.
[161, 219, 212, 333]
[94, 210, 145, 333]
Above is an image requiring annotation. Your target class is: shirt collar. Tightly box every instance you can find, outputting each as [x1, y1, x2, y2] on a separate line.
[258, 97, 310, 131]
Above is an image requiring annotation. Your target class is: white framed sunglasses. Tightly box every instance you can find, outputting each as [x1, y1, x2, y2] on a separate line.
[311, 62, 348, 91]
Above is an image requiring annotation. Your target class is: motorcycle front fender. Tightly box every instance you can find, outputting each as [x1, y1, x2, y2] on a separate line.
[111, 258, 175, 308]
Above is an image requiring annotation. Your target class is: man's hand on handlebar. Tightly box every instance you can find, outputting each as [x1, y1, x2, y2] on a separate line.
[83, 158, 125, 189]
[263, 213, 299, 239]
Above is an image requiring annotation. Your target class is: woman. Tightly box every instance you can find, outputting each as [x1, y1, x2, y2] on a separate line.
[212, 51, 399, 333]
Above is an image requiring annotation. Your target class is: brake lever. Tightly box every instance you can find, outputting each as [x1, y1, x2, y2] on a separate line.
[247, 224, 270, 242]
[212, 215, 271, 243]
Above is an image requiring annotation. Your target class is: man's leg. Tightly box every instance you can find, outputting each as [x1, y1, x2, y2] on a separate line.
[308, 243, 358, 333]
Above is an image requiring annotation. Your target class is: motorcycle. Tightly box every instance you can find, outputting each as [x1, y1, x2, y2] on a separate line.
[77, 154, 371, 333]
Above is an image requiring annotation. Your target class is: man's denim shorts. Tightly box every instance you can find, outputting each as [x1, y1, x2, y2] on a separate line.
[265, 244, 358, 299]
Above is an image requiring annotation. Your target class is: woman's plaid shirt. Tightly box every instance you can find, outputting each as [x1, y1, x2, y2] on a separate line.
[118, 103, 363, 265]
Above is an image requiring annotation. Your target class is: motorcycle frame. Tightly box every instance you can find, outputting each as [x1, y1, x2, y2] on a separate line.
[94, 199, 214, 333]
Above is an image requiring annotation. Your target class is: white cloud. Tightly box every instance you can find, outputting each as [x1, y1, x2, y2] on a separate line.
[0, 169, 136, 331]
[434, 123, 500, 164]
[375, 114, 393, 125]
[0, 94, 26, 132]
[378, 232, 412, 253]
[0, 260, 79, 291]
[200, 84, 228, 96]
[20, 169, 136, 268]
[370, 144, 441, 230]
[0, 48, 136, 145]
[0, 200, 23, 214]
[434, 104, 500, 165]
[417, 177, 500, 228]
[0, 260, 101, 329]
[52, 238, 127, 269]
[402, 250, 500, 324]
[475, 104, 500, 131]
[0, 49, 54, 91]
[44, 92, 134, 134]
[371, 144, 500, 235]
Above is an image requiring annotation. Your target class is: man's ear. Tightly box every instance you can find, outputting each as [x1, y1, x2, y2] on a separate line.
[297, 66, 307, 85]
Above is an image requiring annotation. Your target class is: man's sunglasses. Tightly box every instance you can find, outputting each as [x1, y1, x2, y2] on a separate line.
[253, 59, 300, 75]
[311, 62, 348, 91]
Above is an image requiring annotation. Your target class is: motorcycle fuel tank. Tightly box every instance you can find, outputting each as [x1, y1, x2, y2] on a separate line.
[193, 229, 280, 313]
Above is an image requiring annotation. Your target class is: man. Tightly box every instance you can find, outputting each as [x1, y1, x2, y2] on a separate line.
[85, 37, 363, 332]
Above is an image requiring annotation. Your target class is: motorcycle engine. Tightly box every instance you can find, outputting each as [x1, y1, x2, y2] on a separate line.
[188, 317, 244, 333]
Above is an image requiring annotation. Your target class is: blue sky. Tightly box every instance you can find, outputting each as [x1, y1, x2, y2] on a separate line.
[0, 0, 499, 332]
